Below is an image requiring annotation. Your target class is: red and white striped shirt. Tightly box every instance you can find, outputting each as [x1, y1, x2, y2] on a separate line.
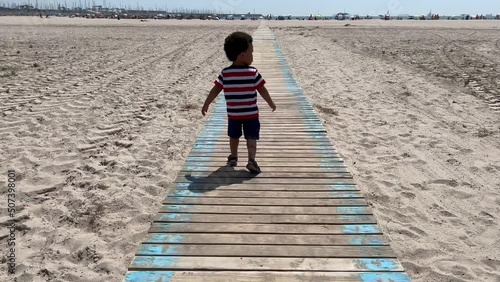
[214, 65, 266, 120]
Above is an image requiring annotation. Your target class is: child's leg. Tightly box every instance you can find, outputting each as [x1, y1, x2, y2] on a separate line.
[230, 138, 239, 158]
[242, 118, 261, 173]
[246, 139, 257, 160]
[242, 118, 260, 161]
[227, 119, 243, 159]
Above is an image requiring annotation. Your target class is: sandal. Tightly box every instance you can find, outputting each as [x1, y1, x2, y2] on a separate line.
[246, 159, 261, 174]
[227, 155, 238, 167]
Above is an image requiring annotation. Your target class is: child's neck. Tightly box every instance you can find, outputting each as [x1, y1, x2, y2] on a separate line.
[232, 61, 249, 67]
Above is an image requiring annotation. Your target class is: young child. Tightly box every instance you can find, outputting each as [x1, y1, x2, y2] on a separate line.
[202, 31, 276, 173]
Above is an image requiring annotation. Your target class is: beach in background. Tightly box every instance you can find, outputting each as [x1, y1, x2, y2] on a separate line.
[0, 17, 499, 281]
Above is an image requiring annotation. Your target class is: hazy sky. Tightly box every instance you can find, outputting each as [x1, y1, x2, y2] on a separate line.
[119, 0, 497, 15]
[5, 0, 500, 15]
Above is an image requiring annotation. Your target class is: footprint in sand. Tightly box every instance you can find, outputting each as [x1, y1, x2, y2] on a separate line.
[430, 179, 459, 187]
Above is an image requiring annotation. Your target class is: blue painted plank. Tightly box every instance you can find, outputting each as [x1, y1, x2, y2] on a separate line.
[128, 256, 403, 271]
[124, 271, 174, 282]
[136, 244, 394, 257]
[124, 271, 411, 282]
[343, 225, 381, 234]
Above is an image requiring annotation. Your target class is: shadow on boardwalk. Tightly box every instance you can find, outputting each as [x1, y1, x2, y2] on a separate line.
[184, 166, 257, 193]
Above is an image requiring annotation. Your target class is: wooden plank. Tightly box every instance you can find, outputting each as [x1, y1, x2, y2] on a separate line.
[150, 223, 380, 235]
[163, 197, 365, 206]
[136, 244, 396, 258]
[171, 183, 360, 192]
[205, 125, 324, 128]
[183, 161, 347, 167]
[153, 214, 376, 224]
[178, 171, 352, 179]
[207, 118, 321, 121]
[182, 166, 349, 173]
[201, 124, 321, 127]
[142, 233, 388, 246]
[160, 205, 372, 215]
[201, 124, 321, 128]
[191, 145, 335, 149]
[199, 134, 328, 137]
[194, 138, 335, 141]
[208, 116, 320, 119]
[168, 190, 361, 198]
[184, 157, 345, 163]
[175, 177, 355, 185]
[187, 150, 338, 155]
[191, 142, 332, 145]
[189, 150, 337, 154]
[124, 271, 411, 282]
[196, 137, 330, 141]
[195, 136, 329, 140]
[201, 128, 325, 132]
[192, 140, 332, 144]
[128, 256, 404, 271]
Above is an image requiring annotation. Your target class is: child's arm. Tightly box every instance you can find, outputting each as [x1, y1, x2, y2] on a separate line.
[258, 86, 276, 111]
[202, 85, 222, 116]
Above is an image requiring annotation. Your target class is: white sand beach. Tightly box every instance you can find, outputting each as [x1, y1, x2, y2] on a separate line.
[0, 17, 499, 281]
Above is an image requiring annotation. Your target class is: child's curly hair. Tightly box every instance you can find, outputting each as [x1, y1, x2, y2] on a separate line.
[224, 32, 253, 62]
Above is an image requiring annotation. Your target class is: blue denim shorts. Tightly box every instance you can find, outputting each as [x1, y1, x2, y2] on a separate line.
[228, 118, 260, 140]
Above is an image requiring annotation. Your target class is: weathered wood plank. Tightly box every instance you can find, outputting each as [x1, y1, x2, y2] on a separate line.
[187, 153, 339, 158]
[189, 150, 337, 155]
[160, 205, 372, 215]
[191, 144, 334, 149]
[183, 161, 347, 167]
[191, 144, 333, 148]
[153, 214, 376, 224]
[149, 223, 381, 235]
[128, 256, 403, 271]
[181, 166, 349, 173]
[203, 124, 325, 128]
[195, 137, 331, 142]
[172, 183, 358, 191]
[184, 157, 345, 163]
[197, 136, 329, 140]
[124, 271, 411, 282]
[175, 176, 355, 185]
[136, 244, 396, 258]
[143, 233, 388, 246]
[179, 171, 352, 179]
[204, 125, 324, 128]
[163, 197, 365, 206]
[207, 118, 322, 121]
[168, 190, 361, 198]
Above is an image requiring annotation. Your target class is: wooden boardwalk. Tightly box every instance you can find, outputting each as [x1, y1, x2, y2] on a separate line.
[123, 23, 411, 282]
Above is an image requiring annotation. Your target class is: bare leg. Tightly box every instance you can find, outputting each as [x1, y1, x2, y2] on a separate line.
[247, 139, 257, 161]
[230, 138, 239, 157]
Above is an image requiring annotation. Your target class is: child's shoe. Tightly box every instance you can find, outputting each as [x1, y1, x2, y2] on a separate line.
[227, 155, 238, 167]
[246, 159, 261, 174]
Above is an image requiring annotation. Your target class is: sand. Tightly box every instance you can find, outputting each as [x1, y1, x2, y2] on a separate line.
[0, 17, 499, 281]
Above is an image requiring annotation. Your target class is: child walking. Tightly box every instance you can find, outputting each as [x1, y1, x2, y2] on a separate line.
[202, 31, 276, 173]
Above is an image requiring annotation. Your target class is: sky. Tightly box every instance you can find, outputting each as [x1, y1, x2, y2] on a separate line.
[119, 0, 498, 16]
[4, 0, 500, 16]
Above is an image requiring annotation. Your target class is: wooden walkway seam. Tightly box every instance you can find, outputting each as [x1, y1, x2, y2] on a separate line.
[123, 22, 411, 282]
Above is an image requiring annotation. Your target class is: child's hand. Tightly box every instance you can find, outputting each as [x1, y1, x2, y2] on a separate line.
[270, 102, 276, 112]
[201, 104, 209, 116]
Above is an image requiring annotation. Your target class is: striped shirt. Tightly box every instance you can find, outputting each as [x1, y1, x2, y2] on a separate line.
[214, 65, 266, 120]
